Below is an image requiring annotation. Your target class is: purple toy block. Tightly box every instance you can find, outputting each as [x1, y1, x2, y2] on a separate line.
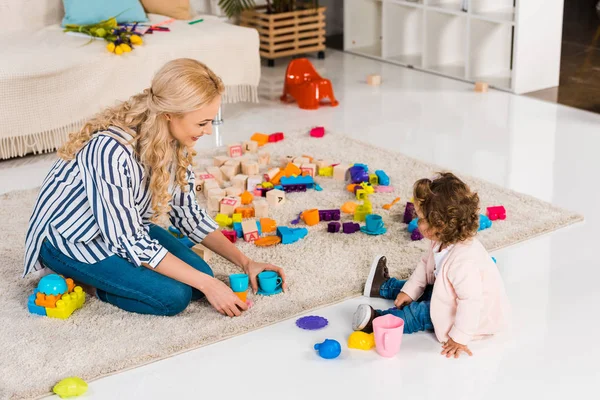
[403, 202, 416, 224]
[349, 166, 370, 184]
[327, 222, 341, 233]
[319, 209, 341, 222]
[411, 228, 424, 241]
[342, 222, 360, 234]
[283, 184, 307, 193]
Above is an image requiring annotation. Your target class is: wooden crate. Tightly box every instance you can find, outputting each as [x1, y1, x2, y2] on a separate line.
[240, 6, 326, 62]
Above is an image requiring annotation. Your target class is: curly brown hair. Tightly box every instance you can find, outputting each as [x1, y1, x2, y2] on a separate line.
[413, 172, 480, 245]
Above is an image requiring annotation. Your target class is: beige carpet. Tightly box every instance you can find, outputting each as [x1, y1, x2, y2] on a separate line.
[0, 131, 583, 399]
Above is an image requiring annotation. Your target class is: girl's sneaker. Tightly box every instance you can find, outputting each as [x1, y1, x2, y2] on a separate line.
[352, 304, 379, 333]
[363, 255, 390, 297]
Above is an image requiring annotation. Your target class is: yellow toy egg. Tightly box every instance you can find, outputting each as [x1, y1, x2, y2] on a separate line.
[106, 42, 115, 53]
[114, 46, 124, 55]
[347, 331, 375, 350]
[120, 43, 132, 53]
[53, 377, 88, 398]
[130, 34, 143, 45]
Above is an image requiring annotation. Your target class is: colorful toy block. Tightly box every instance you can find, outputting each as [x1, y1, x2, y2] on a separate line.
[213, 155, 230, 167]
[277, 226, 308, 244]
[241, 191, 254, 205]
[411, 229, 424, 241]
[235, 206, 255, 219]
[342, 222, 360, 234]
[168, 226, 195, 247]
[260, 218, 277, 233]
[369, 174, 379, 185]
[408, 218, 419, 233]
[267, 189, 286, 206]
[220, 196, 241, 215]
[356, 189, 367, 200]
[215, 213, 233, 227]
[282, 162, 302, 177]
[403, 202, 416, 224]
[479, 214, 492, 231]
[265, 168, 281, 182]
[487, 206, 506, 221]
[375, 170, 390, 186]
[258, 151, 271, 165]
[310, 126, 325, 138]
[327, 222, 341, 233]
[232, 174, 248, 190]
[242, 220, 260, 242]
[254, 199, 269, 218]
[27, 291, 46, 316]
[270, 170, 285, 185]
[333, 164, 349, 181]
[247, 175, 263, 192]
[301, 163, 317, 177]
[46, 287, 85, 319]
[192, 243, 212, 261]
[232, 213, 243, 223]
[35, 292, 62, 308]
[349, 165, 369, 183]
[227, 143, 243, 158]
[206, 167, 224, 185]
[280, 175, 314, 188]
[225, 187, 243, 197]
[233, 222, 243, 238]
[375, 185, 394, 193]
[253, 188, 263, 197]
[38, 274, 69, 296]
[269, 132, 284, 142]
[243, 140, 259, 154]
[222, 230, 237, 243]
[251, 133, 270, 147]
[319, 209, 341, 221]
[318, 166, 333, 177]
[283, 184, 307, 193]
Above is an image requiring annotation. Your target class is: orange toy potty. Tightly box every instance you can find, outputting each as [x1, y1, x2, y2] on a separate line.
[280, 58, 339, 110]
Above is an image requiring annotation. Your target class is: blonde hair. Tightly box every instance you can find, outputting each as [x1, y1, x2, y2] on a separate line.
[58, 58, 225, 222]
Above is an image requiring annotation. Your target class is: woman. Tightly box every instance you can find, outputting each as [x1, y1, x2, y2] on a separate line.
[24, 58, 286, 317]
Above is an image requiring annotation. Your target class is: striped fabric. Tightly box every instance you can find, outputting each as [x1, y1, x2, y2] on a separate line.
[23, 127, 218, 277]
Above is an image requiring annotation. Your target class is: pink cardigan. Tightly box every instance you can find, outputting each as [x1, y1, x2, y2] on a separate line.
[401, 238, 510, 345]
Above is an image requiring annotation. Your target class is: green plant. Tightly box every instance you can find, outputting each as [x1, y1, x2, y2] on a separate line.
[218, 0, 319, 18]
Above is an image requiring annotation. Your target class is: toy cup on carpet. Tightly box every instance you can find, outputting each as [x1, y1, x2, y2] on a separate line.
[229, 274, 249, 301]
[301, 208, 320, 226]
[373, 314, 404, 358]
[365, 214, 384, 233]
[258, 271, 283, 294]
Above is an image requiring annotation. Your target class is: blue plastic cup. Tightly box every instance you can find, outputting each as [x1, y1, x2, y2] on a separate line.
[258, 271, 282, 293]
[365, 214, 384, 232]
[229, 274, 249, 292]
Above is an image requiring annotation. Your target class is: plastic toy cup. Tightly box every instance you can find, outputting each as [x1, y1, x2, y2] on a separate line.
[258, 271, 283, 293]
[365, 214, 384, 232]
[301, 209, 320, 226]
[234, 291, 247, 302]
[229, 274, 249, 292]
[373, 314, 404, 358]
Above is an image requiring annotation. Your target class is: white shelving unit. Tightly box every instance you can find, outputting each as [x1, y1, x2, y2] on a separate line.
[344, 0, 564, 94]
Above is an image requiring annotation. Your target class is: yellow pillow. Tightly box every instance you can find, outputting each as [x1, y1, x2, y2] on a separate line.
[141, 0, 191, 20]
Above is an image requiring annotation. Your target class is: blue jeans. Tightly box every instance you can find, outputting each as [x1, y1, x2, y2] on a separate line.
[378, 278, 434, 334]
[39, 225, 213, 316]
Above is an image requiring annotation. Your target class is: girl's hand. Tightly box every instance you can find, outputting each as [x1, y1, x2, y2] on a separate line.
[441, 338, 473, 358]
[202, 277, 248, 317]
[244, 260, 287, 293]
[394, 292, 413, 309]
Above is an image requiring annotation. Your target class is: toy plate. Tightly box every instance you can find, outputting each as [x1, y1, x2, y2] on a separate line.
[257, 287, 283, 296]
[360, 226, 387, 236]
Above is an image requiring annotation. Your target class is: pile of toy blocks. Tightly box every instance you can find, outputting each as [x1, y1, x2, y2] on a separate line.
[27, 274, 85, 319]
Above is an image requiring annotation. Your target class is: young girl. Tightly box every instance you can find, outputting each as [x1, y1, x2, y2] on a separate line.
[24, 58, 286, 318]
[353, 172, 509, 358]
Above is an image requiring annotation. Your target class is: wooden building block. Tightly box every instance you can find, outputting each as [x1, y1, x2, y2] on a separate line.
[254, 199, 269, 218]
[213, 156, 230, 167]
[251, 133, 269, 147]
[258, 151, 270, 165]
[207, 195, 224, 212]
[224, 159, 241, 175]
[225, 186, 243, 197]
[220, 165, 237, 181]
[227, 143, 243, 158]
[242, 220, 260, 242]
[247, 175, 263, 192]
[265, 168, 281, 182]
[192, 244, 212, 262]
[367, 74, 381, 86]
[266, 189, 286, 206]
[315, 159, 332, 169]
[475, 82, 489, 93]
[207, 188, 226, 199]
[243, 141, 259, 154]
[220, 196, 241, 215]
[294, 157, 311, 165]
[206, 166, 224, 185]
[232, 174, 248, 190]
[280, 155, 295, 167]
[301, 163, 316, 177]
[202, 180, 220, 198]
[333, 164, 350, 181]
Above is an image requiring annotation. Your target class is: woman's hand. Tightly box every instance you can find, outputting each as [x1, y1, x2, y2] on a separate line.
[394, 292, 413, 309]
[202, 277, 248, 317]
[243, 260, 287, 293]
[441, 338, 473, 358]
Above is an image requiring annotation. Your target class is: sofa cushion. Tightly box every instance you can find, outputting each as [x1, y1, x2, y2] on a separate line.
[141, 0, 191, 20]
[62, 0, 148, 26]
[2, 0, 64, 35]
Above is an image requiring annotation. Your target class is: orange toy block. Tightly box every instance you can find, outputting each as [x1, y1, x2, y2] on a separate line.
[240, 191, 254, 205]
[280, 58, 339, 110]
[242, 220, 260, 242]
[271, 170, 285, 185]
[254, 199, 269, 218]
[265, 168, 281, 182]
[35, 292, 62, 308]
[260, 218, 277, 233]
[251, 133, 269, 147]
[283, 163, 301, 177]
[66, 278, 75, 293]
[227, 143, 243, 158]
[235, 206, 255, 219]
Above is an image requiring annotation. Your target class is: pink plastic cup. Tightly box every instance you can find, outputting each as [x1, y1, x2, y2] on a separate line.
[373, 314, 405, 357]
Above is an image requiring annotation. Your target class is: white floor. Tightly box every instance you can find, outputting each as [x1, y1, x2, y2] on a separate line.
[4, 50, 599, 399]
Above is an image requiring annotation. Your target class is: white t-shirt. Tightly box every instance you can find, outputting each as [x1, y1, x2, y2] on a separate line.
[433, 243, 454, 277]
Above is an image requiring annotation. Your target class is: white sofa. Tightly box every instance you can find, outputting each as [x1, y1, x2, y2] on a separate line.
[0, 0, 260, 160]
